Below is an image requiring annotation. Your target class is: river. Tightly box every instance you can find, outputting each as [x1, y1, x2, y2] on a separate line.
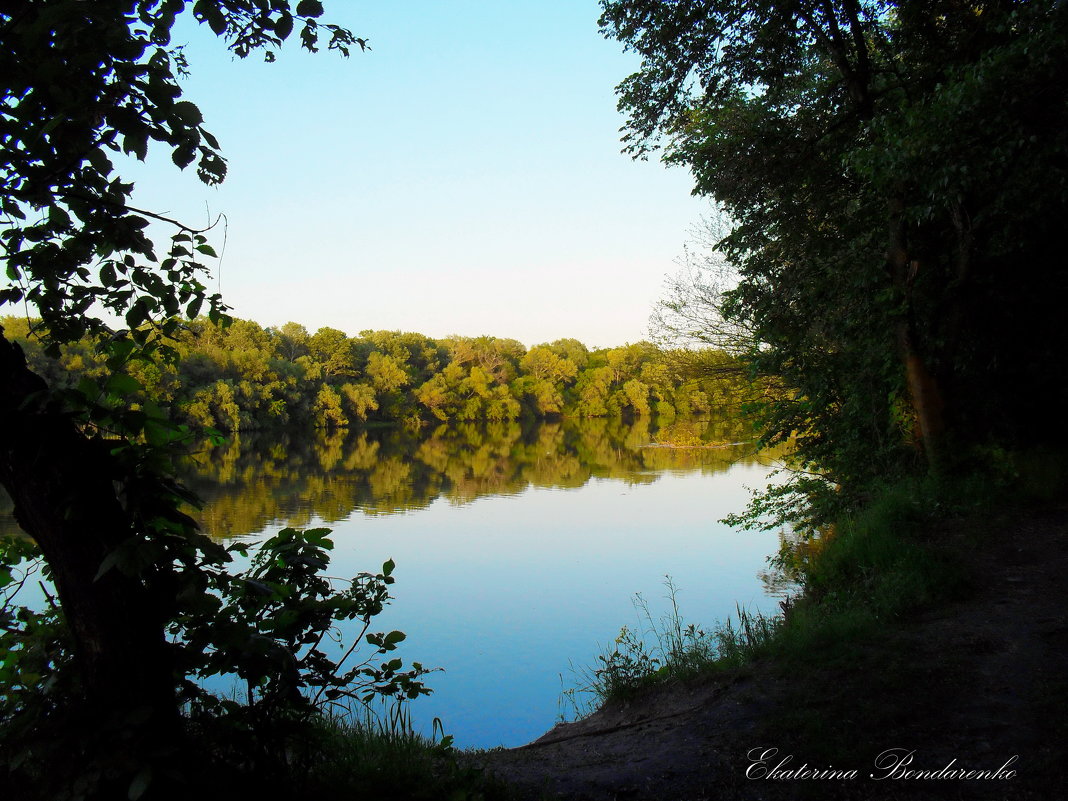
[0, 415, 788, 748]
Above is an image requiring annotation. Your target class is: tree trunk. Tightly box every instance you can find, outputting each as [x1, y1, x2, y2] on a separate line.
[0, 330, 181, 793]
[898, 320, 946, 450]
[887, 197, 946, 470]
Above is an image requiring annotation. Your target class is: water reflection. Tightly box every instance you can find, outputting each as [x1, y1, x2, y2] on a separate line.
[0, 415, 788, 748]
[0, 416, 763, 540]
[176, 415, 764, 538]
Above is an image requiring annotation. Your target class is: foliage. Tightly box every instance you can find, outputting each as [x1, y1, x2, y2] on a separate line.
[1, 0, 362, 352]
[0, 540, 69, 718]
[0, 525, 433, 797]
[601, 0, 1068, 523]
[179, 529, 430, 720]
[178, 529, 433, 794]
[4, 314, 757, 430]
[0, 2, 459, 799]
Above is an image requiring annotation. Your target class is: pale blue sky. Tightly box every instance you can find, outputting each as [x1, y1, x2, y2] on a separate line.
[125, 1, 708, 348]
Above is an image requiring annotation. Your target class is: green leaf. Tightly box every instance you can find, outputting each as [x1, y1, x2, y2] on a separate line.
[172, 144, 197, 169]
[173, 100, 203, 126]
[296, 0, 324, 17]
[122, 131, 149, 161]
[93, 549, 124, 582]
[40, 113, 66, 136]
[205, 426, 228, 445]
[382, 558, 395, 577]
[1, 197, 26, 220]
[126, 302, 147, 328]
[127, 766, 153, 801]
[106, 373, 142, 397]
[48, 205, 71, 228]
[87, 147, 113, 175]
[245, 579, 275, 597]
[144, 419, 172, 447]
[200, 128, 220, 149]
[275, 12, 294, 40]
[195, 1, 228, 36]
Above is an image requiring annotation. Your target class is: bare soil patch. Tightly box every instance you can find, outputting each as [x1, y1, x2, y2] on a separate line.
[479, 503, 1068, 800]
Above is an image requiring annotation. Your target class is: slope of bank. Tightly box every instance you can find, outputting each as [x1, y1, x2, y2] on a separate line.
[480, 501, 1068, 800]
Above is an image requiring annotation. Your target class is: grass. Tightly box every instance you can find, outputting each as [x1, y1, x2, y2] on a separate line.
[302, 706, 485, 800]
[565, 467, 1000, 713]
[233, 700, 515, 801]
[767, 475, 973, 663]
[562, 578, 780, 715]
[558, 444, 1068, 788]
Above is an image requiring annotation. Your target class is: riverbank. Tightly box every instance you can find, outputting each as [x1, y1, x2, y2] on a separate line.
[479, 499, 1068, 800]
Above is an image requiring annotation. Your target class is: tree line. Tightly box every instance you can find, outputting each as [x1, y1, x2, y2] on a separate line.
[3, 315, 752, 431]
[5, 1, 1065, 797]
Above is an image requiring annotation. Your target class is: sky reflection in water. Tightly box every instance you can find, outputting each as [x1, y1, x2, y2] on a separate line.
[183, 418, 784, 748]
[0, 417, 787, 748]
[327, 467, 782, 748]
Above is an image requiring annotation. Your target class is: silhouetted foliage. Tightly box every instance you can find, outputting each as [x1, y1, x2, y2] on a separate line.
[0, 4, 453, 800]
[603, 0, 1068, 524]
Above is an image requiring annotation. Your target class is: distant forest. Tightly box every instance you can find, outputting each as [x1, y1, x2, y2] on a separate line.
[3, 316, 750, 431]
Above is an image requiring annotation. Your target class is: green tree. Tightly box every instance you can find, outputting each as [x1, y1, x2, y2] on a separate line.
[313, 383, 348, 429]
[601, 0, 1068, 506]
[7, 308, 750, 431]
[520, 344, 579, 385]
[512, 375, 566, 417]
[605, 343, 653, 383]
[415, 362, 466, 421]
[340, 381, 379, 421]
[309, 325, 356, 379]
[363, 330, 447, 384]
[365, 350, 410, 393]
[573, 365, 615, 417]
[617, 377, 652, 417]
[546, 337, 590, 370]
[0, 2, 375, 796]
[272, 321, 311, 361]
[447, 335, 524, 385]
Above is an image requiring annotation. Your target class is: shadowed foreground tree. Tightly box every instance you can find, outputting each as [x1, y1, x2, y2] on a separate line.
[0, 3, 440, 799]
[602, 0, 1068, 513]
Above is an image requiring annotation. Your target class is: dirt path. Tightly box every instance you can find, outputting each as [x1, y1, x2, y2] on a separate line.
[479, 503, 1068, 800]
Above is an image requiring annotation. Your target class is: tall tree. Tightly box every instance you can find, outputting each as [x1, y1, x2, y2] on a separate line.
[0, 1, 364, 793]
[309, 325, 357, 379]
[601, 0, 1068, 494]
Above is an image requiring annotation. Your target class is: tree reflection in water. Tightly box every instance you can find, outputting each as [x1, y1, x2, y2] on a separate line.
[170, 415, 771, 539]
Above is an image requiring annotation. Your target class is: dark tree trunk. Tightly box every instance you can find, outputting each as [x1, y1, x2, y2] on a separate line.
[887, 197, 946, 470]
[0, 330, 181, 792]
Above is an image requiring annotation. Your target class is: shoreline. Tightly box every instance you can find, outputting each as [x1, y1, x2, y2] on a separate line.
[478, 500, 1068, 799]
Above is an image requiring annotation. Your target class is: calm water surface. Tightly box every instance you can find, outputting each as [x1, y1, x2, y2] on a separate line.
[181, 417, 786, 748]
[0, 417, 787, 748]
